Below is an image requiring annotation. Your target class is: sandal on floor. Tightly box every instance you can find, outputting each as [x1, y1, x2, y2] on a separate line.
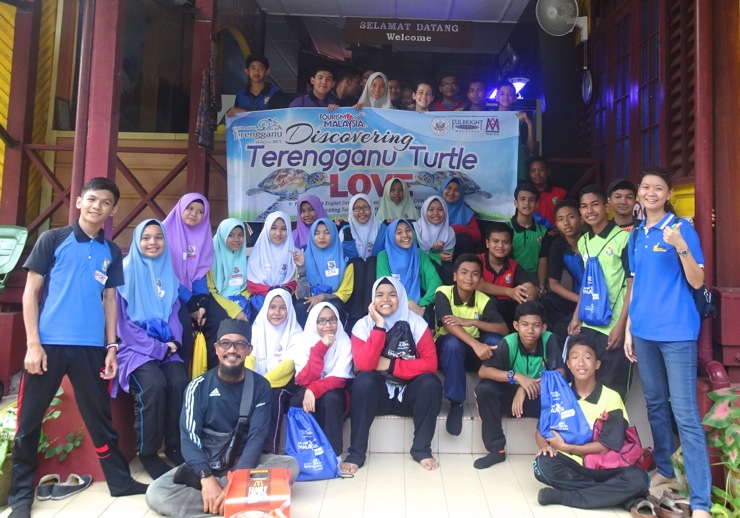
[36, 473, 61, 501]
[50, 473, 93, 500]
[657, 491, 690, 517]
[631, 498, 657, 517]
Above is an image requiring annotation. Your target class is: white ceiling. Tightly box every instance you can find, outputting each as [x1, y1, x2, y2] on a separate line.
[254, 0, 530, 23]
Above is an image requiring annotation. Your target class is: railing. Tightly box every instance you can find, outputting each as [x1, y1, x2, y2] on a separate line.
[19, 141, 226, 240]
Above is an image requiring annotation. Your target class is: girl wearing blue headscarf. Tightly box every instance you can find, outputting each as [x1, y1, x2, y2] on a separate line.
[376, 219, 442, 322]
[293, 218, 354, 328]
[114, 219, 189, 480]
[438, 177, 482, 254]
[205, 218, 250, 365]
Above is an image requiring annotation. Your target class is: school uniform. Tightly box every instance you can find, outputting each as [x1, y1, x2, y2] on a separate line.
[541, 236, 584, 340]
[9, 221, 136, 508]
[291, 303, 353, 456]
[475, 332, 563, 454]
[533, 383, 650, 508]
[577, 221, 631, 399]
[478, 253, 535, 327]
[345, 277, 442, 468]
[245, 289, 302, 453]
[507, 216, 548, 274]
[235, 83, 282, 111]
[434, 285, 504, 404]
[536, 186, 568, 227]
[115, 219, 188, 462]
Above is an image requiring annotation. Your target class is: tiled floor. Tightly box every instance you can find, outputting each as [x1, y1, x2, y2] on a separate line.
[0, 454, 633, 518]
[0, 369, 651, 517]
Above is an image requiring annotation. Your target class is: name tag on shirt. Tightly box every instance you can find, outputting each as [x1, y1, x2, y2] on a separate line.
[325, 262, 339, 277]
[94, 270, 108, 285]
[228, 276, 243, 286]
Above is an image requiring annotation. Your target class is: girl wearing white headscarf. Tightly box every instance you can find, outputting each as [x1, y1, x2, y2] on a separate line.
[337, 194, 387, 332]
[340, 277, 442, 474]
[246, 288, 303, 452]
[355, 72, 393, 110]
[414, 195, 457, 284]
[292, 302, 354, 456]
[246, 211, 296, 315]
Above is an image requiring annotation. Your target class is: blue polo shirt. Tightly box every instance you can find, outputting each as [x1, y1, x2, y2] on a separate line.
[24, 221, 124, 346]
[628, 213, 704, 341]
[235, 83, 282, 111]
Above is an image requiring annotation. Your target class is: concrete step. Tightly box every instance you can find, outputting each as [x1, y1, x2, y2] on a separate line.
[343, 368, 654, 457]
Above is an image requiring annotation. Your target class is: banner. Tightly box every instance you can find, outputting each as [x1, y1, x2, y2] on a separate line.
[225, 108, 519, 222]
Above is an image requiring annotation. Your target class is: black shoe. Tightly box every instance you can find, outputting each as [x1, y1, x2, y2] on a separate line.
[50, 474, 93, 500]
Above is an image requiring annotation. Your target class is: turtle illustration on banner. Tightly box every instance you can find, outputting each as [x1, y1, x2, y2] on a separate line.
[246, 168, 333, 221]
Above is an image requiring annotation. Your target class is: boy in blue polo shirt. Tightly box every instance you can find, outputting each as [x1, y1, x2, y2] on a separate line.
[8, 178, 147, 518]
[567, 185, 632, 400]
[226, 55, 284, 115]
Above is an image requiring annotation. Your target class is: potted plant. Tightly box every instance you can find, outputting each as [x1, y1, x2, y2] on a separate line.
[702, 385, 740, 516]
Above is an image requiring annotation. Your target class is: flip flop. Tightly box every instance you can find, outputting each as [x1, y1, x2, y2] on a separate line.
[658, 491, 690, 517]
[50, 473, 93, 500]
[36, 473, 60, 501]
[631, 498, 657, 517]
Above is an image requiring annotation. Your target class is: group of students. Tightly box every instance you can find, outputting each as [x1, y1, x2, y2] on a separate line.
[4, 165, 713, 517]
[110, 156, 712, 516]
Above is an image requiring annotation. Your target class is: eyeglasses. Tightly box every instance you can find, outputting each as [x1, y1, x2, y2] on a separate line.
[216, 340, 250, 350]
[352, 205, 371, 213]
[317, 317, 338, 325]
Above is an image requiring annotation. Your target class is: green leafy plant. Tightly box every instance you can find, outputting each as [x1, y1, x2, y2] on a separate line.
[36, 387, 85, 462]
[0, 403, 17, 474]
[702, 385, 740, 515]
[0, 387, 85, 474]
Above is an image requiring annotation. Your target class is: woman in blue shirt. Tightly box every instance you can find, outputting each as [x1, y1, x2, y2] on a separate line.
[625, 167, 711, 518]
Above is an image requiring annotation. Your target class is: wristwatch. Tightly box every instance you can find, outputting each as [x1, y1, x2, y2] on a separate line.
[677, 248, 689, 256]
[198, 467, 213, 479]
[507, 370, 517, 385]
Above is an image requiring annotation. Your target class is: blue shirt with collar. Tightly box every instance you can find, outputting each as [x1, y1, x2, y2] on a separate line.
[628, 212, 704, 341]
[24, 220, 124, 346]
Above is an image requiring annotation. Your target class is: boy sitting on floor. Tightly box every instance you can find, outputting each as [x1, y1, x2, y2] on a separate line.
[533, 334, 649, 510]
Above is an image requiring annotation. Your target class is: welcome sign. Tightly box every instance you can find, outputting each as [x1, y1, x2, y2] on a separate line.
[225, 108, 519, 222]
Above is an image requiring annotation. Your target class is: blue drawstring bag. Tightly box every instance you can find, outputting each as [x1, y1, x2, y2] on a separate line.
[285, 407, 339, 481]
[578, 256, 612, 326]
[539, 370, 592, 445]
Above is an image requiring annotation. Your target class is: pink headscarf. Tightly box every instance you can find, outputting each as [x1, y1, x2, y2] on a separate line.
[162, 193, 215, 290]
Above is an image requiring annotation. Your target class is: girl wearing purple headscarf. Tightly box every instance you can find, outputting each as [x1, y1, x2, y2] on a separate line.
[163, 193, 215, 361]
[293, 195, 328, 249]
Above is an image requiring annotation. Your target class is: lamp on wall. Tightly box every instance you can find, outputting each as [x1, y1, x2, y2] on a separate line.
[508, 77, 530, 95]
[487, 76, 530, 100]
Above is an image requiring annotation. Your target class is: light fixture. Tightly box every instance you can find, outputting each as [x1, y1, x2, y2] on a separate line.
[508, 77, 529, 94]
[487, 77, 530, 100]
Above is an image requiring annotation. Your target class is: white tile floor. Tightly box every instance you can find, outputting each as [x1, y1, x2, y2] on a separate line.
[0, 369, 651, 517]
[0, 454, 633, 518]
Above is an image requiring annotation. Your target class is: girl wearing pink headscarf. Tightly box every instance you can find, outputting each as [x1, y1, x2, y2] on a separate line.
[163, 193, 215, 361]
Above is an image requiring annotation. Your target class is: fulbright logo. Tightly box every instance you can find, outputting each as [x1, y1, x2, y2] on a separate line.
[452, 119, 482, 132]
[431, 118, 449, 136]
